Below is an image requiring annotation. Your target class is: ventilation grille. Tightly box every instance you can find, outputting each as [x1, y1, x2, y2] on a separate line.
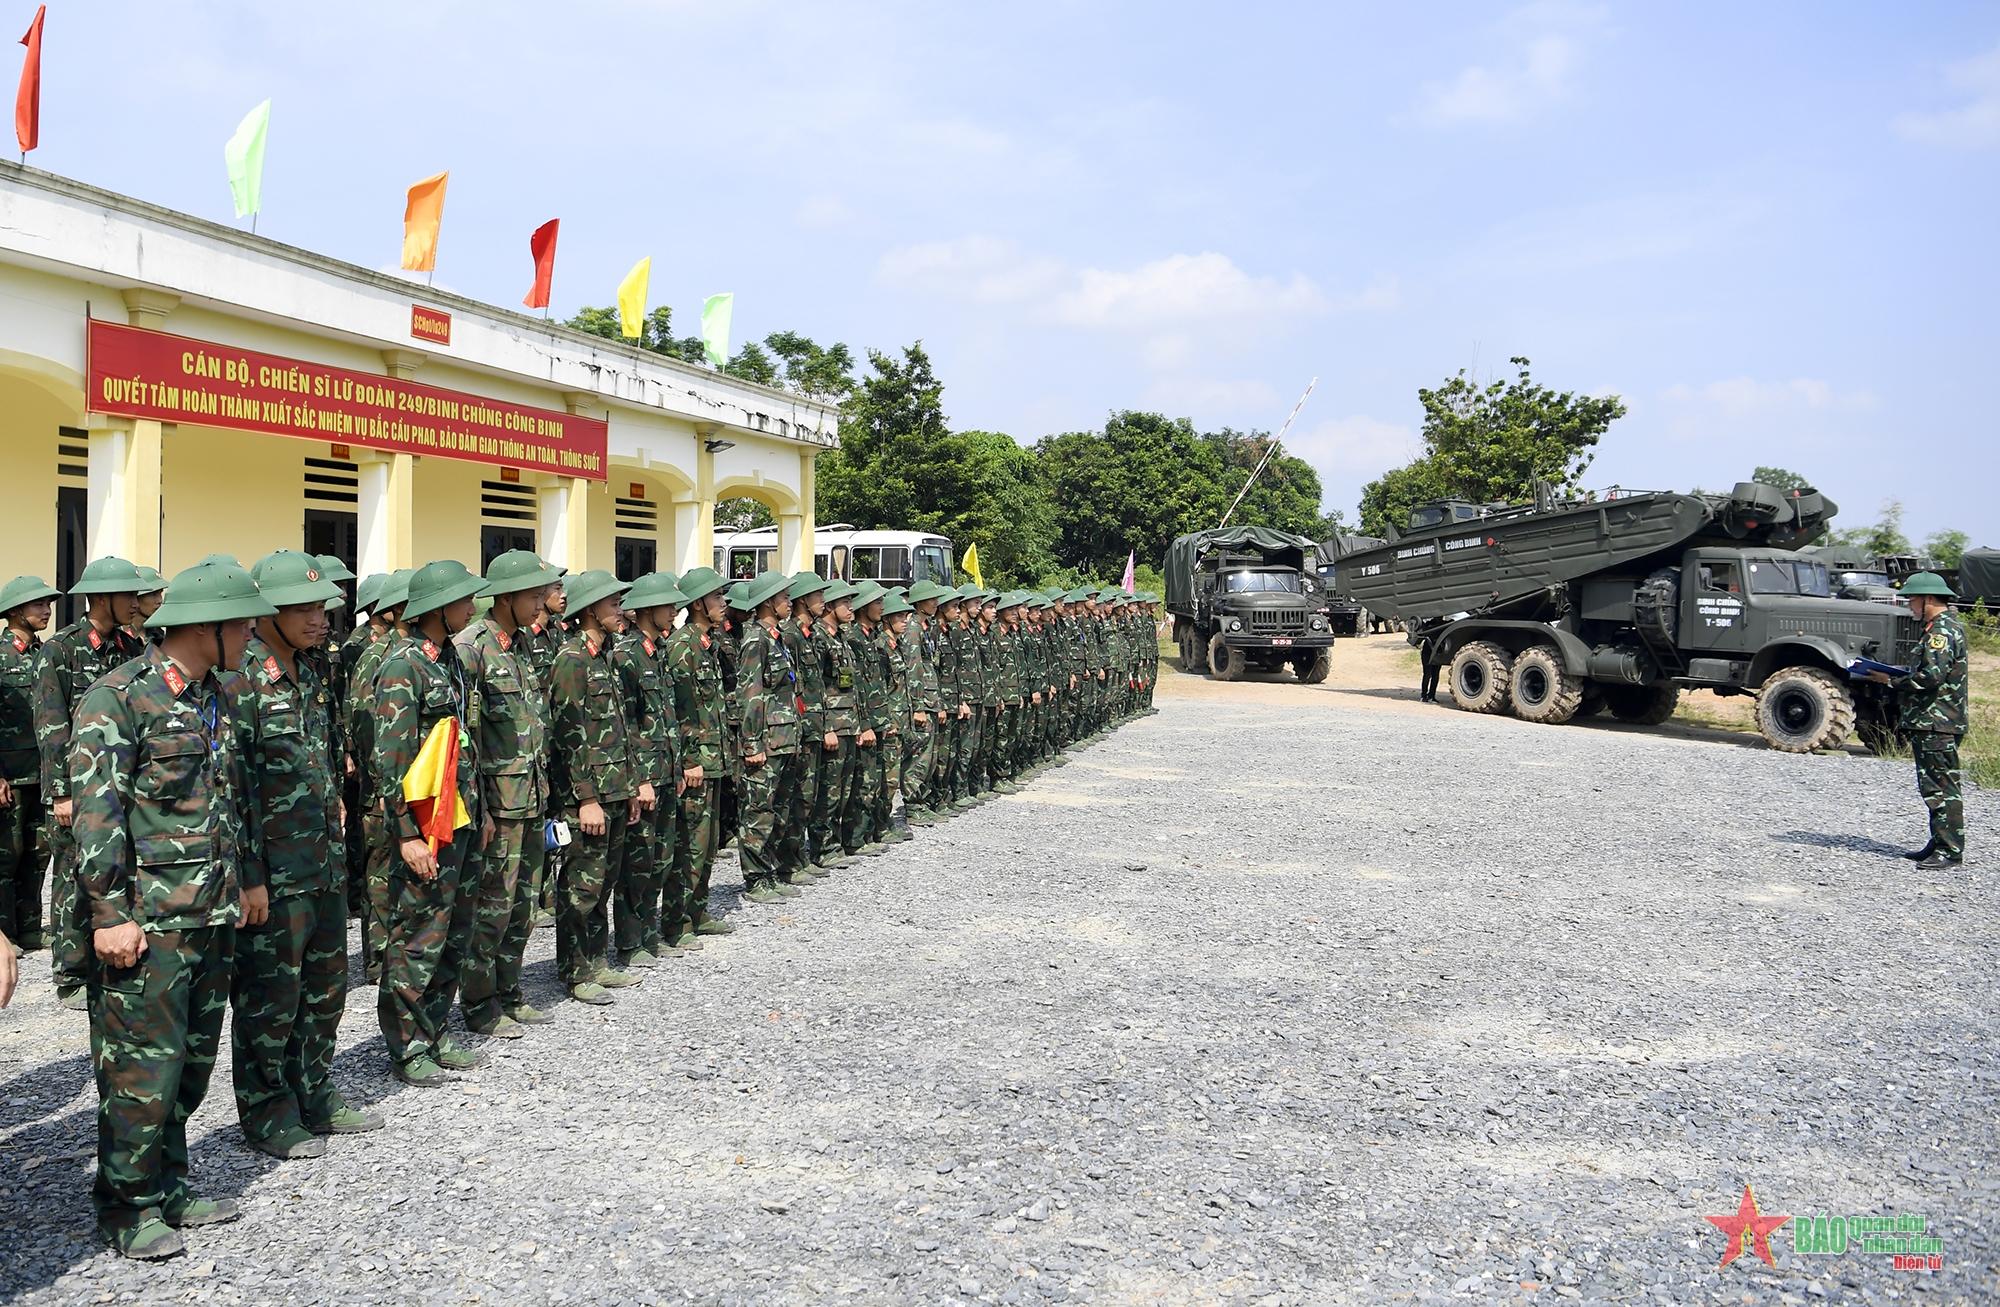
[304, 456, 358, 505]
[615, 494, 657, 533]
[57, 426, 86, 484]
[481, 479, 536, 524]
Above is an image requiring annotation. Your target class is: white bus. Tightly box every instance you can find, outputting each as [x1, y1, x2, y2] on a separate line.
[712, 525, 955, 588]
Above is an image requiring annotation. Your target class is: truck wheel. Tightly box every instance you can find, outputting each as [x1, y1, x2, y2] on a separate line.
[1295, 648, 1332, 684]
[1755, 667, 1856, 753]
[1575, 687, 1606, 718]
[1448, 641, 1513, 714]
[1178, 635, 1199, 673]
[1605, 683, 1679, 725]
[1511, 645, 1583, 724]
[1207, 633, 1246, 681]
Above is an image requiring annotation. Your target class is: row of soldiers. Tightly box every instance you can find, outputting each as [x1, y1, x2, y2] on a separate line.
[0, 550, 1162, 1261]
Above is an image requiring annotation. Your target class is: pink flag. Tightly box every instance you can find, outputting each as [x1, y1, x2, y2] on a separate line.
[1121, 550, 1135, 593]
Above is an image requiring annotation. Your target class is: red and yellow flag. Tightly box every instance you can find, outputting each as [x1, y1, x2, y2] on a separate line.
[401, 171, 448, 272]
[402, 719, 471, 852]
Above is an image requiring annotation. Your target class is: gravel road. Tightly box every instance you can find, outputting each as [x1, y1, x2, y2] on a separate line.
[3, 675, 1995, 1305]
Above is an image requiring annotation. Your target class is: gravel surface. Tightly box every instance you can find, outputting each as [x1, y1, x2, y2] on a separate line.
[2, 687, 1996, 1305]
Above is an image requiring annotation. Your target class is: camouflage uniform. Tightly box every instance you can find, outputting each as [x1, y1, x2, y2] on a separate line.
[339, 620, 378, 916]
[989, 615, 1021, 785]
[736, 599, 805, 890]
[372, 632, 480, 1070]
[715, 615, 744, 848]
[454, 613, 548, 1025]
[549, 623, 639, 986]
[930, 607, 963, 806]
[521, 614, 568, 917]
[74, 640, 252, 1243]
[344, 624, 402, 975]
[815, 610, 862, 859]
[666, 612, 728, 934]
[843, 618, 889, 850]
[231, 632, 349, 1147]
[1899, 608, 1969, 861]
[1, 616, 46, 947]
[903, 609, 943, 816]
[613, 622, 678, 955]
[947, 611, 985, 803]
[875, 620, 908, 836]
[781, 598, 828, 870]
[36, 616, 145, 996]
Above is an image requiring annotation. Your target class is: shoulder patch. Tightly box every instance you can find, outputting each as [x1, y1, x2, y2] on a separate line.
[1930, 632, 1948, 651]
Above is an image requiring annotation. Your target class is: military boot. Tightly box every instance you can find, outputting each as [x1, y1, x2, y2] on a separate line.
[162, 1196, 242, 1228]
[694, 914, 737, 936]
[594, 966, 642, 989]
[308, 1099, 386, 1134]
[393, 1053, 455, 1086]
[568, 982, 614, 1006]
[107, 1216, 183, 1261]
[506, 1002, 556, 1025]
[247, 1126, 326, 1161]
[434, 1037, 488, 1071]
[1901, 843, 1936, 861]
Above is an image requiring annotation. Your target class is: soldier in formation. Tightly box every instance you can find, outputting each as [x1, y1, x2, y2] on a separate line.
[11, 546, 1162, 1261]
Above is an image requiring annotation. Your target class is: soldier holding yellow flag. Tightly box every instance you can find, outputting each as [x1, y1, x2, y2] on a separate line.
[371, 560, 489, 1088]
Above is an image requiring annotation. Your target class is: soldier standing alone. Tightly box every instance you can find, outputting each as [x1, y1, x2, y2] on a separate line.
[1874, 573, 1971, 869]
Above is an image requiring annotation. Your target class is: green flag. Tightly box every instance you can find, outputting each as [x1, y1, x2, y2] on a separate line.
[225, 100, 271, 220]
[701, 292, 733, 367]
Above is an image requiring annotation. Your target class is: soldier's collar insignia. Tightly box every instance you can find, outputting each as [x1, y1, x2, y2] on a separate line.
[496, 629, 512, 652]
[262, 655, 284, 683]
[529, 622, 543, 636]
[421, 639, 440, 662]
[643, 636, 655, 656]
[10, 633, 23, 653]
[162, 661, 188, 697]
[585, 632, 601, 657]
[700, 632, 711, 650]
[87, 628, 102, 649]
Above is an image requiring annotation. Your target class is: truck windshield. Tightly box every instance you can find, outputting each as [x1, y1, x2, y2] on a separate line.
[1837, 570, 1892, 589]
[1747, 560, 1833, 597]
[1223, 570, 1303, 594]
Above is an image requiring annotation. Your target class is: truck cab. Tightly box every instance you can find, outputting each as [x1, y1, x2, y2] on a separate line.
[1164, 527, 1337, 683]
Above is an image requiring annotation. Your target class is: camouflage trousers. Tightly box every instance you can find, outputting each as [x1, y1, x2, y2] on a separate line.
[49, 819, 88, 993]
[814, 736, 855, 863]
[932, 714, 957, 803]
[957, 710, 985, 798]
[557, 802, 627, 986]
[672, 778, 719, 935]
[1913, 732, 1965, 860]
[231, 885, 346, 1144]
[780, 749, 814, 874]
[90, 924, 233, 1234]
[460, 817, 545, 1023]
[377, 836, 477, 1067]
[1, 780, 44, 947]
[361, 808, 396, 977]
[843, 736, 886, 850]
[872, 731, 900, 834]
[995, 704, 1020, 780]
[615, 792, 675, 956]
[344, 774, 369, 918]
[739, 751, 804, 888]
[902, 715, 938, 812]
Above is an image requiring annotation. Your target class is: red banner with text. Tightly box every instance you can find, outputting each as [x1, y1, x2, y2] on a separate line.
[86, 320, 607, 481]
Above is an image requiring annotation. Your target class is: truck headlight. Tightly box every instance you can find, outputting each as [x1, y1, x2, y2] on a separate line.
[1228, 618, 1243, 632]
[1310, 615, 1327, 630]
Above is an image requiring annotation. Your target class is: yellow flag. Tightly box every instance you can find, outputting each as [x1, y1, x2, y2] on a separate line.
[401, 719, 471, 852]
[400, 171, 448, 272]
[962, 542, 982, 589]
[616, 257, 650, 340]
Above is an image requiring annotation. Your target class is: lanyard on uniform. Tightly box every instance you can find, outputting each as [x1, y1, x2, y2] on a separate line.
[199, 693, 221, 754]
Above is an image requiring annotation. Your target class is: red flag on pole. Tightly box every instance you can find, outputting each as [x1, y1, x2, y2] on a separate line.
[523, 218, 559, 309]
[15, 5, 44, 154]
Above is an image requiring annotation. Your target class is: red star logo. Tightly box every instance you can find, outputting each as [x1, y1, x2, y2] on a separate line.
[1705, 1185, 1790, 1268]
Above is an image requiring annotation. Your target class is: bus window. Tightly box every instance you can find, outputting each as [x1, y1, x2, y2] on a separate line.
[814, 552, 831, 580]
[881, 546, 910, 582]
[830, 545, 848, 580]
[729, 548, 758, 579]
[757, 547, 777, 573]
[711, 547, 723, 570]
[914, 543, 950, 583]
[851, 547, 881, 579]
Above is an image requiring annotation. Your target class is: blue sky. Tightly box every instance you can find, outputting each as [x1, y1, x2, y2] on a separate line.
[30, 1, 1999, 542]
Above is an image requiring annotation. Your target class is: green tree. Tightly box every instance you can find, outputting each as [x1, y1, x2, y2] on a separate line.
[1205, 428, 1327, 538]
[722, 341, 779, 388]
[1037, 412, 1231, 578]
[1925, 528, 1970, 570]
[765, 330, 858, 401]
[1752, 465, 1812, 493]
[1359, 357, 1625, 536]
[565, 304, 706, 362]
[1827, 498, 1913, 558]
[715, 496, 774, 533]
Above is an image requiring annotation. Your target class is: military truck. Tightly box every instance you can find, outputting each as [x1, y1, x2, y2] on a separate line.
[1797, 545, 1902, 605]
[1335, 482, 1915, 753]
[1314, 535, 1387, 636]
[1164, 526, 1337, 682]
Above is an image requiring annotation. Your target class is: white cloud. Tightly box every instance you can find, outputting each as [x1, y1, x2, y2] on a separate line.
[1052, 252, 1326, 329]
[1660, 377, 1878, 420]
[1895, 43, 2000, 149]
[874, 236, 1068, 305]
[1470, 189, 1763, 273]
[1287, 414, 1424, 478]
[1138, 376, 1283, 419]
[1414, 4, 1606, 126]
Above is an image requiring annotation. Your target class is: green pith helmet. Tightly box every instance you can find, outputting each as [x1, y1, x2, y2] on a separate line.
[626, 572, 690, 611]
[822, 579, 858, 605]
[907, 579, 951, 604]
[676, 566, 729, 603]
[314, 554, 357, 584]
[881, 590, 913, 617]
[374, 568, 415, 613]
[1899, 572, 1957, 599]
[354, 573, 386, 614]
[787, 570, 830, 601]
[729, 570, 790, 611]
[996, 591, 1027, 612]
[850, 580, 887, 611]
[144, 561, 278, 628]
[482, 549, 563, 598]
[0, 575, 61, 613]
[952, 581, 983, 601]
[132, 566, 168, 595]
[562, 568, 630, 614]
[403, 560, 486, 620]
[197, 553, 243, 568]
[69, 556, 145, 596]
[252, 551, 344, 609]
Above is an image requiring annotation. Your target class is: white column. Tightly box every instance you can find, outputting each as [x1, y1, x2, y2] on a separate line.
[671, 497, 706, 574]
[538, 480, 575, 573]
[354, 452, 415, 576]
[778, 511, 804, 574]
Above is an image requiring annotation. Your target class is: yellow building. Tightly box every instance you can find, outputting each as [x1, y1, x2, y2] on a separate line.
[0, 163, 837, 617]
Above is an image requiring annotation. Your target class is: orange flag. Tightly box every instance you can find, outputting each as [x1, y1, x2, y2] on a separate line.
[401, 171, 448, 272]
[15, 4, 44, 154]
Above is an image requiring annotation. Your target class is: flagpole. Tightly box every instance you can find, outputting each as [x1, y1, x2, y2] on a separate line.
[1219, 377, 1317, 529]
